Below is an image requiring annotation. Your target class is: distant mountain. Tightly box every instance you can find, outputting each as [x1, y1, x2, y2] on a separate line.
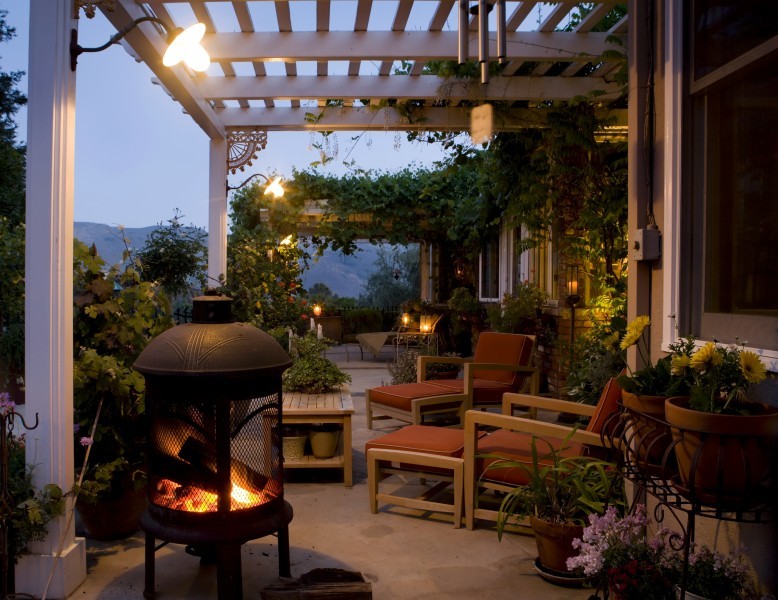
[74, 222, 157, 267]
[73, 222, 394, 299]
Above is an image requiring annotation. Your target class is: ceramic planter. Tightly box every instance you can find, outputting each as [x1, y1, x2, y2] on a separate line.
[665, 396, 778, 509]
[529, 516, 583, 574]
[76, 483, 147, 540]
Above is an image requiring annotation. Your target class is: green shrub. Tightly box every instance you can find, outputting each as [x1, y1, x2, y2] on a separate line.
[283, 332, 351, 393]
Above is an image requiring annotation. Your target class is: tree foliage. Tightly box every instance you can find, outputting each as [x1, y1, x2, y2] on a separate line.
[358, 246, 420, 308]
[0, 9, 26, 224]
[135, 209, 208, 299]
[224, 182, 312, 330]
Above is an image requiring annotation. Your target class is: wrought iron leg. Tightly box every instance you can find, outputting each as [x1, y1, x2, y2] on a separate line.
[278, 525, 291, 578]
[143, 532, 156, 599]
[216, 543, 243, 600]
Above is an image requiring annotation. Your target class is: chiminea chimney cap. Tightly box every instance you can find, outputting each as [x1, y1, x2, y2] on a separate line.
[133, 321, 292, 377]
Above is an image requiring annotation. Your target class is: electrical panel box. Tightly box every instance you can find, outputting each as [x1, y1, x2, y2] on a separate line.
[632, 228, 661, 261]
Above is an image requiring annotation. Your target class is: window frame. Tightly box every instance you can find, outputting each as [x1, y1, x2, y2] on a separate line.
[663, 0, 778, 370]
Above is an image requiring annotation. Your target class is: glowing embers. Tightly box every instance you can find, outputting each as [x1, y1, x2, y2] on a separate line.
[154, 477, 276, 513]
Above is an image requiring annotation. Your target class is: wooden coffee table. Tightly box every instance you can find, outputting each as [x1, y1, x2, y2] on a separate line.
[282, 389, 354, 487]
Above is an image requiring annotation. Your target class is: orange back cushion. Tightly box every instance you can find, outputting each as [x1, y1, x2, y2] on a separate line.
[585, 377, 623, 434]
[472, 332, 534, 387]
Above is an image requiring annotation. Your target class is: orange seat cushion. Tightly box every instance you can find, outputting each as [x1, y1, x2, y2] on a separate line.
[476, 429, 583, 486]
[366, 425, 469, 458]
[585, 377, 623, 435]
[368, 382, 463, 413]
[420, 378, 514, 407]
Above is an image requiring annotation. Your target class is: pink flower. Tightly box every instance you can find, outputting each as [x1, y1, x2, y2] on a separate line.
[80, 436, 94, 447]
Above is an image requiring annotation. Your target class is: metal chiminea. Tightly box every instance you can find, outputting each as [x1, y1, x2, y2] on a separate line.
[134, 293, 293, 600]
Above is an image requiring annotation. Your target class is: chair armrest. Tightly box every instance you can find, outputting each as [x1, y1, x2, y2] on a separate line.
[464, 409, 603, 448]
[502, 393, 597, 418]
[417, 355, 470, 382]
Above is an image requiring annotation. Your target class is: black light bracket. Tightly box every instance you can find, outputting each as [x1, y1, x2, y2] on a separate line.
[70, 16, 179, 71]
[226, 172, 273, 192]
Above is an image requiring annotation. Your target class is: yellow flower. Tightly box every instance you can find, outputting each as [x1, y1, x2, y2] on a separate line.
[671, 354, 690, 375]
[620, 315, 650, 350]
[690, 342, 723, 371]
[740, 351, 767, 384]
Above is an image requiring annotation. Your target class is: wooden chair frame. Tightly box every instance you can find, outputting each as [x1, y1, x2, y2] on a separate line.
[462, 393, 605, 531]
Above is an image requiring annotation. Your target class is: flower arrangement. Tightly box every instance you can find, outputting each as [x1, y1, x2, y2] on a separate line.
[566, 504, 676, 600]
[282, 331, 351, 393]
[682, 544, 758, 600]
[566, 504, 765, 600]
[616, 316, 694, 398]
[670, 340, 767, 414]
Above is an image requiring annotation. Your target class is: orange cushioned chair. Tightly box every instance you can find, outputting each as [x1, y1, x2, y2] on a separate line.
[365, 332, 539, 429]
[463, 377, 623, 530]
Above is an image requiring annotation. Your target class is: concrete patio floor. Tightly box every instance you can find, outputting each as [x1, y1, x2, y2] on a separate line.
[70, 344, 597, 599]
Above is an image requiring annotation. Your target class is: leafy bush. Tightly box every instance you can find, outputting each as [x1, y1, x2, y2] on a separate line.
[283, 332, 351, 393]
[486, 283, 548, 333]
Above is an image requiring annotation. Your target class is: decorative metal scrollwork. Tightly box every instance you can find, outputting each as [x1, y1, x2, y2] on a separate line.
[74, 0, 116, 19]
[227, 130, 268, 175]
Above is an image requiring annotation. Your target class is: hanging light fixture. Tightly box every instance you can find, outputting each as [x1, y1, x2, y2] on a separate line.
[70, 16, 210, 72]
[227, 173, 285, 198]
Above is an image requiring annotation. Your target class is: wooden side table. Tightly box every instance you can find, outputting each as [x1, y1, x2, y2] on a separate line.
[282, 389, 354, 487]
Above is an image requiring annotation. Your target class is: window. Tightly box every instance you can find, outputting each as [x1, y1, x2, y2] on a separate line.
[479, 236, 500, 302]
[682, 2, 778, 351]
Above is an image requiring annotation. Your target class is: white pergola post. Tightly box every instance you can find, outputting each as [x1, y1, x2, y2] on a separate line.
[208, 139, 228, 285]
[16, 1, 87, 598]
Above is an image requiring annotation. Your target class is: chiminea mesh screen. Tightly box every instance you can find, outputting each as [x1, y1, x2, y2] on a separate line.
[149, 393, 282, 514]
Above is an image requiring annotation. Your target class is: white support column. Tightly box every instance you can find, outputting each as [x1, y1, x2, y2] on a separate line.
[208, 139, 228, 285]
[17, 1, 87, 598]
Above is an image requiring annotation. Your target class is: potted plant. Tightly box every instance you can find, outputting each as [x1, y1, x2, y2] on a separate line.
[492, 429, 623, 575]
[663, 339, 776, 508]
[566, 504, 679, 600]
[72, 242, 173, 539]
[387, 347, 461, 385]
[673, 544, 759, 600]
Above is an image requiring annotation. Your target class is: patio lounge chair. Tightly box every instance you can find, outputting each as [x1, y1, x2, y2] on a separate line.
[365, 332, 538, 429]
[363, 378, 621, 528]
[463, 377, 623, 529]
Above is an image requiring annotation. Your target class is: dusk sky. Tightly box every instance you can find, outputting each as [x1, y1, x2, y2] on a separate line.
[3, 2, 456, 229]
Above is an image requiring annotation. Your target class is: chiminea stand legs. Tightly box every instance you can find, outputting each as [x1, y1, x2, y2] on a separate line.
[142, 501, 293, 599]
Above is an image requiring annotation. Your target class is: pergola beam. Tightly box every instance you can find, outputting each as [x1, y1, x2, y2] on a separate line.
[193, 74, 622, 102]
[204, 31, 621, 63]
[99, 2, 225, 139]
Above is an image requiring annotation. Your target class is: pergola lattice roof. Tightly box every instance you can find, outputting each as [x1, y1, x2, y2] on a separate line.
[96, 1, 628, 140]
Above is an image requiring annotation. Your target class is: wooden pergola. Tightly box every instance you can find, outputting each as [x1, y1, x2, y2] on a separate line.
[23, 2, 628, 597]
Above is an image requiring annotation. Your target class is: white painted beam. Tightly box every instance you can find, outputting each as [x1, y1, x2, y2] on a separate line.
[18, 2, 87, 595]
[204, 31, 621, 63]
[192, 74, 623, 101]
[208, 140, 229, 285]
[100, 1, 225, 139]
[217, 105, 550, 130]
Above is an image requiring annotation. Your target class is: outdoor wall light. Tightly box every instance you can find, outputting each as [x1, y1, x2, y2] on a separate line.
[313, 304, 322, 317]
[227, 173, 285, 198]
[70, 17, 210, 72]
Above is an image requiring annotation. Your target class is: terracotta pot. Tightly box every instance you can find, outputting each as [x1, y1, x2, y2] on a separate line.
[665, 396, 778, 510]
[529, 516, 583, 574]
[621, 392, 674, 475]
[76, 483, 147, 540]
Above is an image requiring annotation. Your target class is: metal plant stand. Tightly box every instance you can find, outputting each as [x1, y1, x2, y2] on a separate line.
[600, 405, 775, 599]
[0, 406, 39, 600]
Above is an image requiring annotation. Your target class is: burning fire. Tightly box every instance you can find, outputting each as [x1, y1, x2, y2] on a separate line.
[154, 478, 274, 512]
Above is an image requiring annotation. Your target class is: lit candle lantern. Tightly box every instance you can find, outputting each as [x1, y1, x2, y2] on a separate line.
[420, 315, 433, 333]
[313, 304, 322, 317]
[401, 313, 410, 327]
